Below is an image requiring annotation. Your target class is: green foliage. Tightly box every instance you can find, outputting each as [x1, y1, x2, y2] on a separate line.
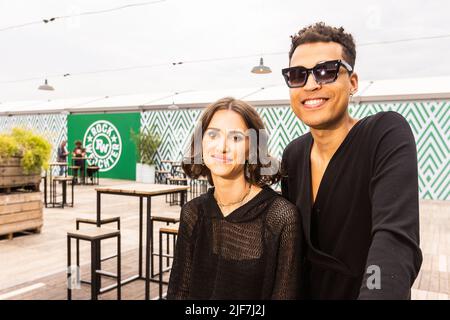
[130, 128, 161, 165]
[0, 128, 52, 173]
[0, 134, 19, 158]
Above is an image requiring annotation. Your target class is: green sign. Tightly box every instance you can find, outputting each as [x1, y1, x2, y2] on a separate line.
[67, 113, 140, 180]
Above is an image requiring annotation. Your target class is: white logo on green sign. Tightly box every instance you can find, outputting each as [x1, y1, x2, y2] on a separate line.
[83, 120, 122, 172]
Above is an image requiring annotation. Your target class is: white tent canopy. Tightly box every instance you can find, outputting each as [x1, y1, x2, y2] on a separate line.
[1, 76, 449, 115]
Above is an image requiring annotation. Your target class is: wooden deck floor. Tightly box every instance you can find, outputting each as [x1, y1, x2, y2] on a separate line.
[0, 178, 180, 300]
[0, 248, 170, 300]
[0, 178, 449, 300]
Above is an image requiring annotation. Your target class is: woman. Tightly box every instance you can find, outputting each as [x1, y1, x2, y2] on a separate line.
[167, 97, 302, 300]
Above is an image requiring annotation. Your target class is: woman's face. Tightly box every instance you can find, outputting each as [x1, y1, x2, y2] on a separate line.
[202, 110, 249, 181]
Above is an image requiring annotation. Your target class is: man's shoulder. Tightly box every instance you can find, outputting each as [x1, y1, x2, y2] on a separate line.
[361, 111, 410, 132]
[283, 132, 311, 159]
[358, 111, 414, 143]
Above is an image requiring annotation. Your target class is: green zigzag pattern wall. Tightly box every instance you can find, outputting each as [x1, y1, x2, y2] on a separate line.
[1, 100, 448, 200]
[141, 100, 449, 201]
[0, 114, 67, 172]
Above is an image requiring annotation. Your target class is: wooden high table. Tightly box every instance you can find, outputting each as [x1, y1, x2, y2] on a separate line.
[95, 183, 190, 300]
[46, 162, 69, 208]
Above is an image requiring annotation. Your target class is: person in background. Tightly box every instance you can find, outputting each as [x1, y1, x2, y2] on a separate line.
[56, 140, 69, 176]
[72, 140, 86, 183]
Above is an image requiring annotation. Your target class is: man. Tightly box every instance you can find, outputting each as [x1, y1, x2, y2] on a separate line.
[72, 140, 86, 183]
[57, 140, 69, 176]
[280, 22, 422, 299]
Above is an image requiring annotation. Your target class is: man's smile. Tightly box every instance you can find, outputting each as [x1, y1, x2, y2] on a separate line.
[301, 97, 329, 109]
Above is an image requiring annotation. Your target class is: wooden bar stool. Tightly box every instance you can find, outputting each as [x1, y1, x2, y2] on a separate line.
[68, 166, 80, 183]
[86, 166, 100, 185]
[75, 217, 121, 281]
[168, 177, 188, 206]
[155, 169, 171, 184]
[150, 215, 180, 278]
[52, 176, 74, 208]
[171, 163, 183, 178]
[67, 227, 121, 300]
[155, 169, 172, 203]
[159, 227, 178, 300]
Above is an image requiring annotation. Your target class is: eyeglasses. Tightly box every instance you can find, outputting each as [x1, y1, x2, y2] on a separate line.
[281, 59, 353, 88]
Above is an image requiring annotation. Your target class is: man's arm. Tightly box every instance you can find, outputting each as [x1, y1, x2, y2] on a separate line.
[280, 148, 290, 200]
[358, 112, 423, 299]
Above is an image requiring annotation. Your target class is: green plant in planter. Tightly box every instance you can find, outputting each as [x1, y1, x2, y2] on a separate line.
[0, 134, 19, 158]
[0, 128, 52, 173]
[130, 128, 161, 165]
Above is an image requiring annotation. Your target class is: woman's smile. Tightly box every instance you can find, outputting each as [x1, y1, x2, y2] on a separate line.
[210, 154, 233, 163]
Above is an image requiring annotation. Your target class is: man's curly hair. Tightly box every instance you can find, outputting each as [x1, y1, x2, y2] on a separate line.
[289, 22, 356, 68]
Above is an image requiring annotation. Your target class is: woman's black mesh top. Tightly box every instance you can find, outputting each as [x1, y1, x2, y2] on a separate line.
[167, 185, 302, 300]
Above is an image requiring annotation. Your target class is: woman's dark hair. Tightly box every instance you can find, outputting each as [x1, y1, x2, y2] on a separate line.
[289, 22, 356, 69]
[182, 97, 281, 187]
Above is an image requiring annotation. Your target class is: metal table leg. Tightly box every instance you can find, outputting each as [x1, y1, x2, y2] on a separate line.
[96, 191, 102, 291]
[139, 197, 143, 278]
[145, 196, 152, 300]
[67, 236, 72, 300]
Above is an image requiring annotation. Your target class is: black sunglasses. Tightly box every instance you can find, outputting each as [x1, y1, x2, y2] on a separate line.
[281, 59, 353, 88]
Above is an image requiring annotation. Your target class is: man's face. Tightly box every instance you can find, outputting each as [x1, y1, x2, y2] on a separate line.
[289, 41, 358, 129]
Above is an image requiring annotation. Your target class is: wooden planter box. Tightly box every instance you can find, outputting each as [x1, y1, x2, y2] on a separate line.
[0, 192, 43, 239]
[0, 157, 43, 239]
[0, 157, 41, 191]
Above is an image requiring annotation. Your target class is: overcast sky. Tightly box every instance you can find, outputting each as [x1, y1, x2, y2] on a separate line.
[0, 0, 449, 102]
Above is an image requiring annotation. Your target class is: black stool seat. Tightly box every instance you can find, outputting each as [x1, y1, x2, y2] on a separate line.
[54, 175, 74, 181]
[159, 227, 178, 235]
[150, 216, 180, 224]
[68, 227, 120, 241]
[76, 217, 120, 227]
